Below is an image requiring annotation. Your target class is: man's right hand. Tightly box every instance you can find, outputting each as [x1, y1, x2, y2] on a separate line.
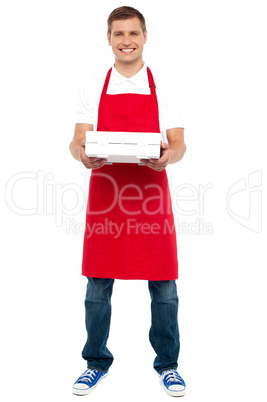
[69, 123, 107, 169]
[80, 139, 107, 169]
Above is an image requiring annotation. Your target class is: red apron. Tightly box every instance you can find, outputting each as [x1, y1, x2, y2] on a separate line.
[82, 67, 178, 280]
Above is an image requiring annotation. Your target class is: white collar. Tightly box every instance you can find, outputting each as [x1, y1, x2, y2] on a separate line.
[111, 63, 148, 85]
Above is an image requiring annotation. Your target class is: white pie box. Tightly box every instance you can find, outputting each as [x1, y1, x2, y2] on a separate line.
[85, 131, 161, 164]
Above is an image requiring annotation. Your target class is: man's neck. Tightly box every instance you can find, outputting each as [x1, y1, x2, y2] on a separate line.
[114, 58, 144, 78]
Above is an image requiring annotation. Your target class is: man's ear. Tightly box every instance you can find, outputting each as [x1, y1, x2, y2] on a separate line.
[144, 30, 147, 45]
[107, 32, 111, 46]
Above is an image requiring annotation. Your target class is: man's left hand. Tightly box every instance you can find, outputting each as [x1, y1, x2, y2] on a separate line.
[140, 142, 171, 171]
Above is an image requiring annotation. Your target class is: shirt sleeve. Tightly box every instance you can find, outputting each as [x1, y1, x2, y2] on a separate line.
[75, 80, 94, 124]
[164, 79, 185, 130]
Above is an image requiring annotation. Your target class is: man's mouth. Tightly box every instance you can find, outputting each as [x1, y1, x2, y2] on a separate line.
[120, 48, 136, 53]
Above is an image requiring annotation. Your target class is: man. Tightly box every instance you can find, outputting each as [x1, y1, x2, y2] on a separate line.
[70, 6, 186, 397]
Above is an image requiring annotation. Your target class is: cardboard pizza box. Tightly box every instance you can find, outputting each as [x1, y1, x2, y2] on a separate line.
[85, 131, 161, 164]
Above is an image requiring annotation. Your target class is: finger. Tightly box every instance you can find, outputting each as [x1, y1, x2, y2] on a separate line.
[149, 154, 168, 165]
[82, 158, 106, 169]
[81, 156, 96, 166]
[144, 161, 162, 170]
[140, 159, 149, 165]
[161, 142, 168, 149]
[91, 159, 107, 169]
[80, 147, 90, 160]
[141, 158, 159, 164]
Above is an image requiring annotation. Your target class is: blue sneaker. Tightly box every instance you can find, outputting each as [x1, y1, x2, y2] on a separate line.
[72, 368, 108, 395]
[159, 369, 186, 397]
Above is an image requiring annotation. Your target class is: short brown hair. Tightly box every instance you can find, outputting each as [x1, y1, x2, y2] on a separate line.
[107, 6, 146, 34]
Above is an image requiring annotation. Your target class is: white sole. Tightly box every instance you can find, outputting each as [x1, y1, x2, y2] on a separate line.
[72, 372, 108, 396]
[160, 379, 186, 397]
[163, 387, 186, 397]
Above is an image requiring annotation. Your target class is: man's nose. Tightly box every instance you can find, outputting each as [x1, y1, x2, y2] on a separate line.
[123, 34, 132, 46]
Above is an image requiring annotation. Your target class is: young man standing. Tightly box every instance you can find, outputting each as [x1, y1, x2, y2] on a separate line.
[70, 6, 186, 397]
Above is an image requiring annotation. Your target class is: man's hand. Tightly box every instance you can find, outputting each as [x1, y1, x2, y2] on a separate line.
[140, 142, 171, 172]
[69, 124, 107, 169]
[80, 140, 107, 169]
[140, 128, 186, 171]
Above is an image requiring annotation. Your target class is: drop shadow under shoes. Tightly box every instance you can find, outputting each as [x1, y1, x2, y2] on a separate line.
[159, 369, 186, 397]
[72, 368, 108, 396]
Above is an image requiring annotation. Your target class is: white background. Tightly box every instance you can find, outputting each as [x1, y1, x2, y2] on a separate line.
[1, 0, 266, 401]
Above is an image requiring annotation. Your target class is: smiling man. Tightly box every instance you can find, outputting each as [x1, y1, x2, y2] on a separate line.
[70, 6, 186, 397]
[108, 17, 147, 73]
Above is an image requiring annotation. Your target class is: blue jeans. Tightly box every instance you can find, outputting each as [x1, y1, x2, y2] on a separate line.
[82, 278, 180, 373]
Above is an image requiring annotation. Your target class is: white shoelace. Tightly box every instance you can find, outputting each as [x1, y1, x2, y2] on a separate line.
[161, 370, 181, 384]
[78, 369, 96, 383]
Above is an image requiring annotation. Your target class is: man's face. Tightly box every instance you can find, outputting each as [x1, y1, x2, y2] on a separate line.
[107, 17, 147, 65]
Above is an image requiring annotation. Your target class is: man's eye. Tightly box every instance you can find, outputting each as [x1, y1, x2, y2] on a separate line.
[115, 33, 122, 37]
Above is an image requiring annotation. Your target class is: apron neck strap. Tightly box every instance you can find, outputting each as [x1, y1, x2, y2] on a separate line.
[101, 67, 112, 96]
[147, 67, 156, 94]
[101, 66, 156, 95]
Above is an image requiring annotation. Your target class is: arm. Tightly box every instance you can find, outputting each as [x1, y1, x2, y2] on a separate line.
[69, 123, 107, 169]
[140, 127, 186, 172]
[166, 127, 186, 164]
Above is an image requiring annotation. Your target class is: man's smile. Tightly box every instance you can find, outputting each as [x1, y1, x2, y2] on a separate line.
[120, 48, 136, 53]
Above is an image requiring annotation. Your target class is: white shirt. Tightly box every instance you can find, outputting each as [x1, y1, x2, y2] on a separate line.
[76, 63, 184, 143]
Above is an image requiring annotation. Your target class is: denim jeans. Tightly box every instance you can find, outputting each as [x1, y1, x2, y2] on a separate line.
[82, 278, 180, 373]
